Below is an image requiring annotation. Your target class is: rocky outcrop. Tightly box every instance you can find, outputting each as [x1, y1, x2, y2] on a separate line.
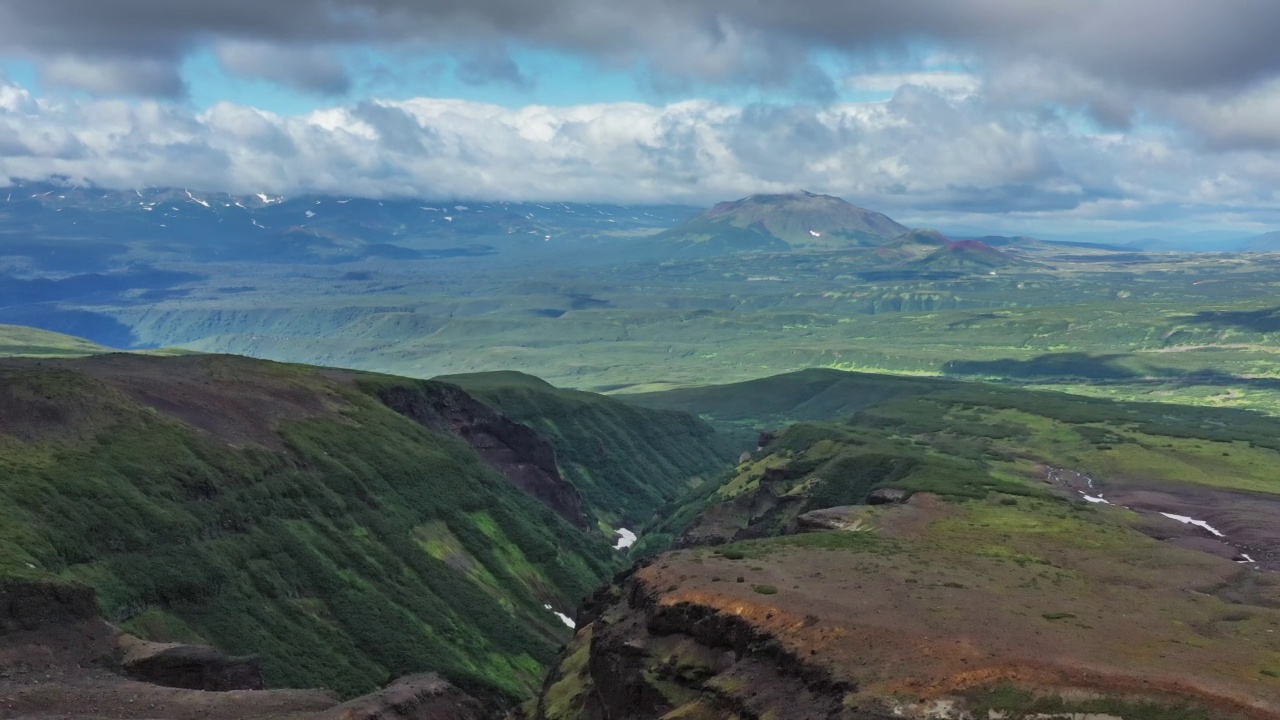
[796, 506, 867, 531]
[312, 673, 486, 720]
[117, 635, 265, 691]
[0, 579, 98, 633]
[866, 488, 908, 505]
[377, 382, 590, 527]
[536, 568, 865, 720]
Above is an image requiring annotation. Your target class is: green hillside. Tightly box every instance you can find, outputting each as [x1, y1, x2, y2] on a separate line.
[0, 354, 725, 706]
[442, 371, 738, 528]
[0, 324, 111, 357]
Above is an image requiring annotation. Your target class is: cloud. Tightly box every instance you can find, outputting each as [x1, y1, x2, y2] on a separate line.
[846, 71, 980, 98]
[40, 56, 186, 98]
[3, 74, 1278, 232]
[214, 41, 352, 95]
[4, 1, 1280, 103]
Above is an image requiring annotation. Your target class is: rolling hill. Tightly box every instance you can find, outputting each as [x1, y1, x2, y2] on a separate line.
[0, 324, 110, 357]
[657, 191, 908, 254]
[905, 239, 1024, 271]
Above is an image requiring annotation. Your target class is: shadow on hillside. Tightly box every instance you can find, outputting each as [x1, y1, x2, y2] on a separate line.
[944, 353, 1139, 380]
[1187, 307, 1280, 333]
[946, 351, 1280, 392]
[0, 307, 143, 349]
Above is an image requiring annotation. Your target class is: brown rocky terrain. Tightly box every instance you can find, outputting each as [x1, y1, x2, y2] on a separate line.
[533, 493, 1280, 719]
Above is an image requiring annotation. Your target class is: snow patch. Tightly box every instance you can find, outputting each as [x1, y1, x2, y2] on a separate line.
[1160, 512, 1225, 538]
[614, 528, 637, 550]
[305, 210, 316, 218]
[256, 193, 283, 205]
[1239, 553, 1257, 564]
[544, 605, 575, 629]
[809, 230, 822, 237]
[1082, 495, 1110, 505]
[184, 190, 211, 208]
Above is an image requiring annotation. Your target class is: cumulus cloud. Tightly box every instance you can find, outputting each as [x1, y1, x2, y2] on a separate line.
[3, 74, 1278, 230]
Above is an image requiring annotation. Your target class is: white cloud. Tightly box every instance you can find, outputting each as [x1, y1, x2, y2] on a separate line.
[1, 75, 1279, 230]
[845, 71, 980, 98]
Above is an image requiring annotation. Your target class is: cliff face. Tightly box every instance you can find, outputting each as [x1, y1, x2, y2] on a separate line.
[531, 567, 880, 720]
[376, 381, 591, 528]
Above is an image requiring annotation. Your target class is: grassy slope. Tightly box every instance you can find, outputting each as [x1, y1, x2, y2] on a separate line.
[632, 368, 1280, 550]
[440, 371, 737, 528]
[0, 324, 110, 357]
[0, 354, 629, 704]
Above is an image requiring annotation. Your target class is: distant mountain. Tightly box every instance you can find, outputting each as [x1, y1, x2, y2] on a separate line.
[0, 179, 698, 272]
[905, 239, 1022, 271]
[657, 191, 907, 254]
[1242, 231, 1280, 252]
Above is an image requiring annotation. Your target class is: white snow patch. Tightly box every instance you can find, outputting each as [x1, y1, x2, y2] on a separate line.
[614, 528, 637, 550]
[185, 190, 211, 208]
[1160, 512, 1225, 538]
[544, 605, 575, 629]
[305, 210, 316, 218]
[809, 230, 822, 237]
[454, 205, 468, 210]
[256, 193, 283, 205]
[1239, 553, 1257, 564]
[444, 216, 453, 222]
[1082, 495, 1110, 505]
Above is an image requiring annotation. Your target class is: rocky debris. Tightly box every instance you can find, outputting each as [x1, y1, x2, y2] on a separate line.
[377, 382, 590, 527]
[738, 450, 753, 464]
[867, 488, 908, 505]
[757, 430, 778, 450]
[796, 506, 868, 532]
[312, 673, 486, 720]
[117, 634, 264, 691]
[0, 579, 97, 633]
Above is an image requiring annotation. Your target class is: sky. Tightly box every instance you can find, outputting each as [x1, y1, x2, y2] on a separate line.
[2, 1, 1280, 234]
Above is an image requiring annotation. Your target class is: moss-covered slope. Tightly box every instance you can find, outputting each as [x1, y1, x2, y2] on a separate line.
[0, 354, 639, 704]
[441, 371, 737, 529]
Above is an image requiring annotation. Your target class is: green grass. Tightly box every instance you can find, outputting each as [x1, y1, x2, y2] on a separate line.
[442, 371, 736, 527]
[0, 324, 110, 357]
[0, 356, 635, 705]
